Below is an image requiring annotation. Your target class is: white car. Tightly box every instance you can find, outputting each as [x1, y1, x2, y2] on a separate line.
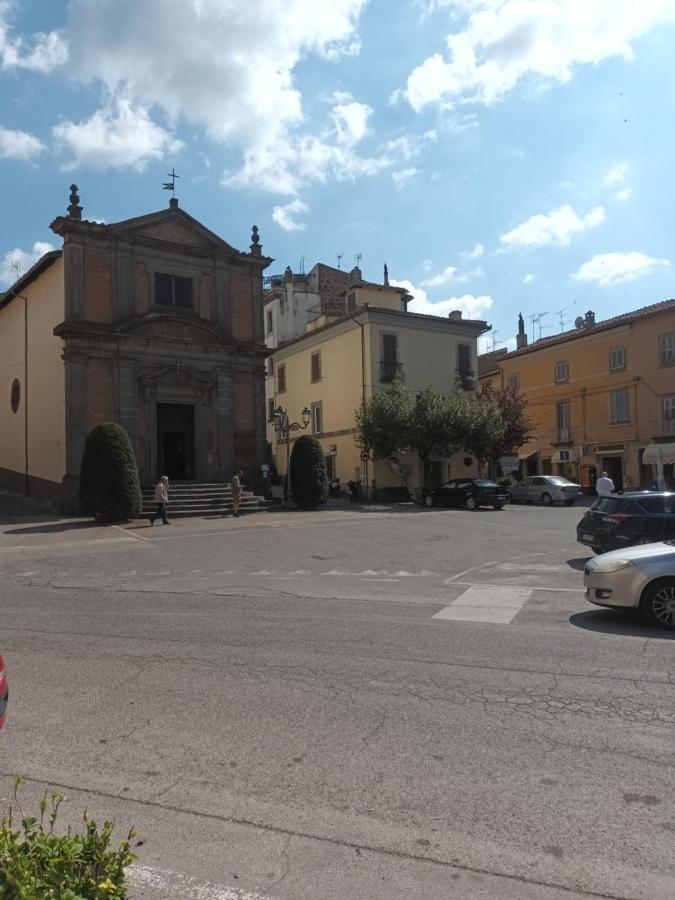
[583, 541, 675, 630]
[507, 475, 582, 506]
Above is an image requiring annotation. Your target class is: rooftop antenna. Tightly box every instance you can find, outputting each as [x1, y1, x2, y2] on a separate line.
[10, 258, 22, 280]
[337, 253, 343, 270]
[355, 252, 362, 268]
[527, 312, 538, 343]
[536, 311, 549, 340]
[299, 255, 306, 274]
[555, 309, 567, 333]
[490, 329, 503, 351]
[162, 168, 180, 199]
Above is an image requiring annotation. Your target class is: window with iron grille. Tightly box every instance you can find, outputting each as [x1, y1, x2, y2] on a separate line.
[311, 401, 323, 435]
[508, 373, 520, 392]
[609, 347, 626, 371]
[380, 333, 400, 383]
[277, 364, 286, 393]
[554, 360, 569, 383]
[154, 272, 193, 308]
[310, 351, 321, 383]
[610, 388, 629, 424]
[660, 333, 675, 366]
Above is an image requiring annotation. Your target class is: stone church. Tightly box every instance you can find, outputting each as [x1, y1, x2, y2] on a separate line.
[0, 186, 270, 510]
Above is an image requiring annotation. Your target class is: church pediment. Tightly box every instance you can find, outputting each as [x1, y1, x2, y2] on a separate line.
[116, 312, 236, 346]
[110, 207, 242, 256]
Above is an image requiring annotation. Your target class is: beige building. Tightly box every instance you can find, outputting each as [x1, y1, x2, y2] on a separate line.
[479, 302, 675, 491]
[268, 276, 489, 499]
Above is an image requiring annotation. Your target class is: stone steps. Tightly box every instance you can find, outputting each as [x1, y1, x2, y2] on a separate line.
[140, 482, 273, 518]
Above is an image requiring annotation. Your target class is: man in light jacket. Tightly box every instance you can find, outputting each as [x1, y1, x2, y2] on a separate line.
[150, 475, 170, 525]
[595, 471, 615, 497]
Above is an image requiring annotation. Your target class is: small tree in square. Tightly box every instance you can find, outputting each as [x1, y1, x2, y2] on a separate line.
[290, 435, 327, 510]
[80, 422, 142, 521]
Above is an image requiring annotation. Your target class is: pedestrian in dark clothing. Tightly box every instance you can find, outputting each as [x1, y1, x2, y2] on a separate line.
[149, 475, 170, 525]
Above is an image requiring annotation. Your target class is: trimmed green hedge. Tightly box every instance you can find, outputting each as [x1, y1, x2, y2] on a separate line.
[79, 423, 142, 521]
[290, 435, 327, 510]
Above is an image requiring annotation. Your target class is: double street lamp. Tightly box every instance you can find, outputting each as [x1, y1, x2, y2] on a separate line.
[273, 405, 311, 505]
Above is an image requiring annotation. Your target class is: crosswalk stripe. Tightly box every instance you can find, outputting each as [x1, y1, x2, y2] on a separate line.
[433, 585, 532, 624]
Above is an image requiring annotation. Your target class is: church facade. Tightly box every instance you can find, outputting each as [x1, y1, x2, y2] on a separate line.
[0, 187, 270, 510]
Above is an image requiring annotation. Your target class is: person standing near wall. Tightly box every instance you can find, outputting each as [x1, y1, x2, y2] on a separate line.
[231, 470, 243, 517]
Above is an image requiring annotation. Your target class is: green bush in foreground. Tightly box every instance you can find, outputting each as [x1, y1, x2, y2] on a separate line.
[79, 423, 142, 521]
[0, 778, 137, 899]
[290, 434, 327, 510]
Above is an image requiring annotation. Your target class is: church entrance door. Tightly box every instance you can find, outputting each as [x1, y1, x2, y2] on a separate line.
[156, 403, 195, 480]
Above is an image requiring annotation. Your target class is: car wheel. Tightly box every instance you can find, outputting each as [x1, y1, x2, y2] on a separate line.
[541, 492, 553, 506]
[641, 579, 675, 630]
[564, 499, 575, 506]
[493, 504, 504, 510]
[505, 491, 513, 503]
[466, 496, 478, 511]
[424, 494, 435, 507]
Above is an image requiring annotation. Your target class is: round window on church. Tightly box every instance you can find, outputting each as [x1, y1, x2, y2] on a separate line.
[10, 378, 20, 414]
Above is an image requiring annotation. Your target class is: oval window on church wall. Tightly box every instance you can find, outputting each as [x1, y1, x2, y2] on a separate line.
[10, 378, 20, 413]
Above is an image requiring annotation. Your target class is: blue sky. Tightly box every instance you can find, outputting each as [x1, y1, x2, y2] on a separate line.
[2, 0, 675, 351]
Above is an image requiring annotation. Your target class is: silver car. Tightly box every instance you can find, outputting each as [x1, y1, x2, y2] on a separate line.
[507, 475, 582, 506]
[583, 541, 675, 630]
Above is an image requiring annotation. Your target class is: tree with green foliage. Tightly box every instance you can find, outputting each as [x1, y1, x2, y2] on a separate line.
[460, 393, 506, 472]
[79, 422, 142, 521]
[290, 434, 328, 509]
[355, 378, 412, 460]
[479, 383, 534, 475]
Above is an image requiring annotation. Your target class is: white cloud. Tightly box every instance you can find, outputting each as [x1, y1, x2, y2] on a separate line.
[385, 129, 437, 161]
[615, 187, 632, 202]
[573, 251, 670, 287]
[421, 259, 434, 272]
[403, 1, 675, 111]
[392, 278, 493, 320]
[523, 273, 535, 284]
[603, 162, 629, 186]
[456, 265, 485, 282]
[64, 0, 371, 191]
[271, 199, 309, 232]
[421, 265, 458, 288]
[461, 242, 484, 260]
[0, 240, 56, 287]
[0, 1, 68, 72]
[500, 204, 606, 249]
[52, 99, 183, 170]
[0, 126, 45, 160]
[392, 167, 418, 189]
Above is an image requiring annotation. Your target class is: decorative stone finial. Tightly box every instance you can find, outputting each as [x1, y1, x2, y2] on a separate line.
[250, 225, 261, 255]
[383, 262, 389, 286]
[68, 183, 82, 220]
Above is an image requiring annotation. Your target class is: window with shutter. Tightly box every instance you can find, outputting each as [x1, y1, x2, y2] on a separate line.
[277, 365, 286, 393]
[554, 360, 569, 383]
[660, 333, 675, 366]
[310, 352, 321, 383]
[610, 388, 629, 424]
[154, 272, 193, 308]
[311, 401, 323, 434]
[609, 347, 626, 371]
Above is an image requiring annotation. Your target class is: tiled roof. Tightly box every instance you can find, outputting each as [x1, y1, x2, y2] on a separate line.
[500, 299, 675, 360]
[0, 250, 62, 310]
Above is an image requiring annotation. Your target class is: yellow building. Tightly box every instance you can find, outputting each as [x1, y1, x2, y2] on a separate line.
[479, 302, 675, 491]
[268, 277, 489, 499]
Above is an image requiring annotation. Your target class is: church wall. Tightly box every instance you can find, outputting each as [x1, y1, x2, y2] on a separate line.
[0, 257, 66, 504]
[84, 357, 115, 432]
[230, 267, 255, 342]
[83, 246, 113, 322]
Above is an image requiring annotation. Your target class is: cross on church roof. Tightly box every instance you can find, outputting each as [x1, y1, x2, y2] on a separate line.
[162, 168, 180, 199]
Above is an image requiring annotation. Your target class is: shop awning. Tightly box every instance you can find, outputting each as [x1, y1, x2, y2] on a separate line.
[518, 449, 537, 460]
[642, 443, 675, 465]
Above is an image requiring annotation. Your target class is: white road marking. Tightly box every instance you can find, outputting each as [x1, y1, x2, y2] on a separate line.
[433, 585, 532, 625]
[361, 578, 399, 582]
[444, 551, 552, 582]
[130, 864, 275, 899]
[0, 536, 138, 554]
[15, 570, 38, 576]
[112, 524, 153, 543]
[446, 580, 584, 593]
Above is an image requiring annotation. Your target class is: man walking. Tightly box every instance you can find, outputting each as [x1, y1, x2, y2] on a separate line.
[595, 470, 615, 497]
[231, 470, 243, 517]
[150, 475, 170, 525]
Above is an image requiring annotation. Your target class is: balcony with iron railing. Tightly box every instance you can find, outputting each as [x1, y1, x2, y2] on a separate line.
[380, 360, 403, 383]
[553, 426, 573, 444]
[650, 418, 675, 438]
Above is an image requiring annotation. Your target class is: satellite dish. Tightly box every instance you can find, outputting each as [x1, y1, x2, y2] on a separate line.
[574, 316, 585, 329]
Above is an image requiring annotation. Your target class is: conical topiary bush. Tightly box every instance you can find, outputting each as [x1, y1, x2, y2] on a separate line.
[79, 422, 142, 521]
[290, 434, 327, 510]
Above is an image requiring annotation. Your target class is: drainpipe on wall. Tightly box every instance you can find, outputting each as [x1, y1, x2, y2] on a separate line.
[18, 294, 29, 497]
[350, 313, 368, 502]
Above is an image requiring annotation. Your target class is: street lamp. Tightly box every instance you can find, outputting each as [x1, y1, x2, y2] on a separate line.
[273, 405, 311, 505]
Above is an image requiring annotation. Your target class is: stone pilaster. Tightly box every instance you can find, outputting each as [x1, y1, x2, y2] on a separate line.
[62, 351, 87, 511]
[216, 369, 234, 479]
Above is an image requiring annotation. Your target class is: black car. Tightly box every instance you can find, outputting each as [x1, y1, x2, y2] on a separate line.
[577, 492, 675, 553]
[423, 478, 507, 510]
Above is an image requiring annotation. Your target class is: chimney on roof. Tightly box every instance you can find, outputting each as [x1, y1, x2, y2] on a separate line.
[448, 310, 463, 320]
[169, 197, 179, 210]
[284, 265, 293, 284]
[584, 310, 595, 327]
[67, 184, 82, 220]
[350, 265, 362, 282]
[516, 311, 528, 349]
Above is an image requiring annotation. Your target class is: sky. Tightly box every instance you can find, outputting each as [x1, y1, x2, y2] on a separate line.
[2, 0, 675, 352]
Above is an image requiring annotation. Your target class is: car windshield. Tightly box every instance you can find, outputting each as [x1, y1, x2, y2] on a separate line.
[476, 480, 498, 488]
[547, 476, 572, 485]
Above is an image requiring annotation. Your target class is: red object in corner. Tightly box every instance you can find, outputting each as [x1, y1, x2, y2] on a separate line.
[0, 654, 8, 731]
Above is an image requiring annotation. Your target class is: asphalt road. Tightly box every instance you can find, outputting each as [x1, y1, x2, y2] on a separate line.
[0, 502, 673, 900]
